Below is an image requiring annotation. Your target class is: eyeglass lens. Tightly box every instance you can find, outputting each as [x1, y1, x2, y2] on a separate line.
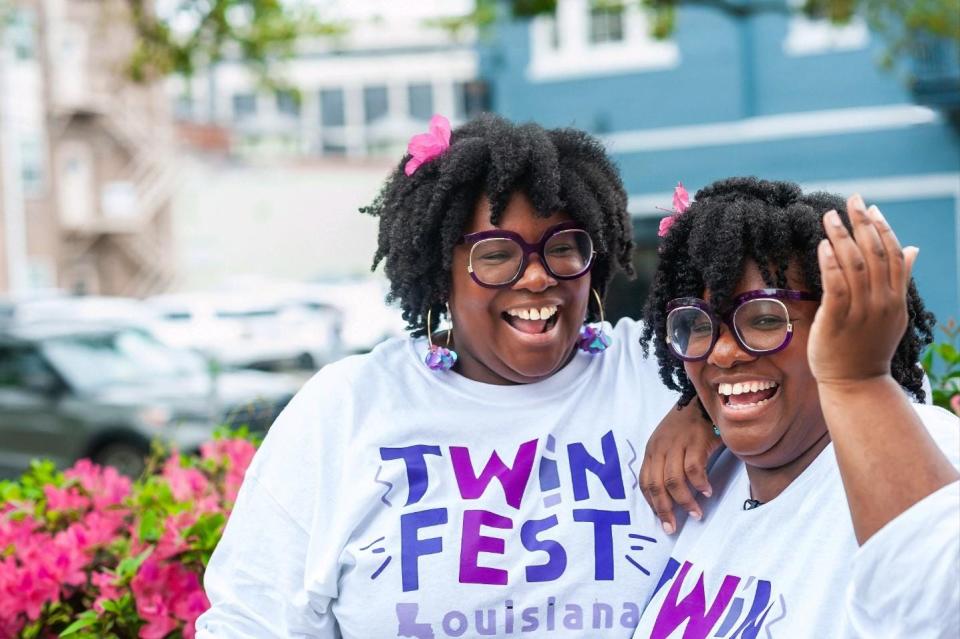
[667, 298, 791, 359]
[468, 229, 593, 286]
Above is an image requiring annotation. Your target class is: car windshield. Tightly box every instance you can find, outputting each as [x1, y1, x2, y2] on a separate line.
[41, 329, 208, 392]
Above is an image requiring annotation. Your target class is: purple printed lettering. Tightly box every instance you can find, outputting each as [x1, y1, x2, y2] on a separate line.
[459, 509, 513, 585]
[450, 439, 538, 509]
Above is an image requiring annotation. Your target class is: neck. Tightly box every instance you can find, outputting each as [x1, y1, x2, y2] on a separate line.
[745, 430, 831, 504]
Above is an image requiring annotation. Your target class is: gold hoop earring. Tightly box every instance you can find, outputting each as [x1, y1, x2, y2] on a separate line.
[577, 288, 610, 354]
[424, 305, 458, 371]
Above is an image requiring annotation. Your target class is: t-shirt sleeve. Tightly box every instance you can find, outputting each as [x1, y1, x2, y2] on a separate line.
[196, 367, 354, 638]
[844, 406, 960, 638]
[845, 480, 960, 638]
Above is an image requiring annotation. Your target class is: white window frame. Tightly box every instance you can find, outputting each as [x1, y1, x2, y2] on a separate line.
[782, 2, 869, 57]
[527, 0, 679, 82]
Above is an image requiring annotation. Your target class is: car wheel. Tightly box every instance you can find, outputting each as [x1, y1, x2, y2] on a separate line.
[295, 352, 317, 370]
[93, 441, 148, 478]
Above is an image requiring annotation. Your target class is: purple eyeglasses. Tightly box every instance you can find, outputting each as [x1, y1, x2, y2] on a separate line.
[458, 221, 595, 288]
[665, 288, 820, 361]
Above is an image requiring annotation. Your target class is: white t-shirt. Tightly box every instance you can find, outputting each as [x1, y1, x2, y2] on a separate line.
[632, 403, 960, 639]
[196, 319, 681, 638]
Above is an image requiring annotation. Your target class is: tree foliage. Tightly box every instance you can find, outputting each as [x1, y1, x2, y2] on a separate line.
[122, 0, 958, 82]
[124, 0, 345, 83]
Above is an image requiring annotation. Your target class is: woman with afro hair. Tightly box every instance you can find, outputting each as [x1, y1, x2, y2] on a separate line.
[196, 114, 720, 638]
[634, 177, 959, 638]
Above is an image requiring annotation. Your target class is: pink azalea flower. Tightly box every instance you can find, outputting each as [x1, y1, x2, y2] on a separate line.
[15, 564, 59, 621]
[403, 114, 451, 176]
[175, 589, 210, 639]
[92, 571, 122, 613]
[65, 459, 132, 509]
[43, 485, 90, 513]
[163, 456, 210, 502]
[136, 594, 178, 639]
[76, 509, 127, 550]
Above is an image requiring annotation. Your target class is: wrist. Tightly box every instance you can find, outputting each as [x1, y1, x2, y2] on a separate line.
[816, 374, 899, 399]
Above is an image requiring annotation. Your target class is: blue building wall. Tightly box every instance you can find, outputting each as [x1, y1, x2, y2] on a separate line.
[480, 5, 960, 325]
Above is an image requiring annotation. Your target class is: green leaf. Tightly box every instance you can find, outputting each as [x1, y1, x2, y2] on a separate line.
[185, 511, 226, 551]
[59, 611, 99, 637]
[937, 343, 959, 364]
[138, 508, 163, 542]
[116, 547, 154, 580]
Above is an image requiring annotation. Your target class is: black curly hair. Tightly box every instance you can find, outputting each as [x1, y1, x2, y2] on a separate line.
[640, 176, 935, 405]
[361, 114, 634, 337]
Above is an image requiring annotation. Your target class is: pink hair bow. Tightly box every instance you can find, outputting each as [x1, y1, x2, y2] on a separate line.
[657, 182, 690, 238]
[404, 114, 452, 176]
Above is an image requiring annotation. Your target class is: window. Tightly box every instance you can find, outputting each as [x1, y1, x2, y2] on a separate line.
[321, 139, 347, 156]
[408, 84, 434, 121]
[276, 90, 301, 118]
[589, 4, 625, 45]
[232, 93, 257, 121]
[0, 346, 58, 392]
[527, 0, 678, 81]
[319, 88, 345, 127]
[10, 10, 36, 61]
[782, 0, 869, 56]
[363, 85, 389, 124]
[20, 136, 45, 196]
[454, 81, 488, 121]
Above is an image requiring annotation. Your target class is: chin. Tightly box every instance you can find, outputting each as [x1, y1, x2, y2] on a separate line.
[503, 348, 573, 382]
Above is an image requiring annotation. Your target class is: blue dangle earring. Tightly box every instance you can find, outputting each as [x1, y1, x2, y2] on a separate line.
[424, 305, 458, 371]
[577, 288, 611, 354]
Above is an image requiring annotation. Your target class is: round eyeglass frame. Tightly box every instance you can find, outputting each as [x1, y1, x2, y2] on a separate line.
[457, 221, 596, 289]
[664, 288, 820, 362]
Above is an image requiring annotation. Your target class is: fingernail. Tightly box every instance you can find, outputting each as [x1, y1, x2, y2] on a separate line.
[852, 193, 865, 209]
[702, 488, 713, 498]
[826, 210, 842, 226]
[662, 521, 675, 535]
[868, 205, 886, 224]
[688, 511, 702, 521]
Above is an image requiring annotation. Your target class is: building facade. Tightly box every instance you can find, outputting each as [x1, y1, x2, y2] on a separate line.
[0, 0, 177, 297]
[480, 0, 960, 325]
[171, 8, 485, 161]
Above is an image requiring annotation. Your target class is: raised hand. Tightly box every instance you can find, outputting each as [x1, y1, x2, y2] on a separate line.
[807, 194, 919, 388]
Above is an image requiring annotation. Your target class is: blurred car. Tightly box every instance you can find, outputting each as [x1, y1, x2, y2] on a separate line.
[274, 277, 407, 354]
[145, 292, 342, 371]
[0, 319, 300, 478]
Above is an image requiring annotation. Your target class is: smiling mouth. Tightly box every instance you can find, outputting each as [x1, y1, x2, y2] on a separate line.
[502, 305, 561, 335]
[718, 381, 780, 410]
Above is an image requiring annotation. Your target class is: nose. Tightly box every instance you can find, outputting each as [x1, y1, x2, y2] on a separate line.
[513, 254, 557, 293]
[707, 324, 756, 368]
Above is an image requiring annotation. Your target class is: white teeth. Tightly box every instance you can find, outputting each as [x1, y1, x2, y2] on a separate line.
[726, 398, 770, 411]
[717, 381, 778, 396]
[506, 305, 558, 321]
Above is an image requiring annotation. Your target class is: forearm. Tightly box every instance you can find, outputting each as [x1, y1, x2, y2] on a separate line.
[818, 375, 959, 545]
